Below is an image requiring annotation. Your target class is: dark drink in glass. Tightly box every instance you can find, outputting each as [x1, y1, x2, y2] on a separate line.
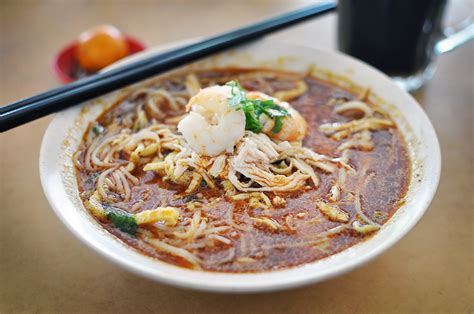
[338, 0, 448, 91]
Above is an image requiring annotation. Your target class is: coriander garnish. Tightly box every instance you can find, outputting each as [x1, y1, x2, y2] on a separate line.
[226, 80, 290, 134]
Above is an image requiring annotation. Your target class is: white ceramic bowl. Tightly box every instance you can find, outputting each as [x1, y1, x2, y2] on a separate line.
[40, 39, 441, 293]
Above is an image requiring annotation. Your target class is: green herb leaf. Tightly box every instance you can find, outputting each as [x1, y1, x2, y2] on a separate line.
[272, 116, 283, 134]
[225, 80, 290, 134]
[226, 80, 245, 107]
[103, 205, 138, 236]
[244, 110, 263, 133]
[92, 124, 104, 135]
[260, 100, 291, 117]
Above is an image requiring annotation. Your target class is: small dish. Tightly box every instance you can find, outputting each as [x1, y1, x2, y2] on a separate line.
[52, 36, 146, 83]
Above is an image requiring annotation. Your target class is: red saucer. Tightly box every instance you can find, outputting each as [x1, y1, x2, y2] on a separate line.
[52, 36, 146, 83]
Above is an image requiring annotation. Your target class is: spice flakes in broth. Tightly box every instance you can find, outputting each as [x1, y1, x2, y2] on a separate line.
[73, 68, 409, 272]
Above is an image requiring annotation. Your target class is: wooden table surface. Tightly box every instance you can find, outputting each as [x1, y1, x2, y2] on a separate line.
[1, 1, 473, 313]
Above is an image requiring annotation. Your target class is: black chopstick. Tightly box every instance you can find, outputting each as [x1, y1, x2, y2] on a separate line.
[0, 1, 336, 132]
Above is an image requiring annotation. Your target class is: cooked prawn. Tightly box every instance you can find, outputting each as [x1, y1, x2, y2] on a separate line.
[246, 91, 308, 142]
[177, 85, 245, 156]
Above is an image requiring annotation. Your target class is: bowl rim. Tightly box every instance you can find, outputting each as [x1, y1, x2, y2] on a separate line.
[40, 38, 441, 293]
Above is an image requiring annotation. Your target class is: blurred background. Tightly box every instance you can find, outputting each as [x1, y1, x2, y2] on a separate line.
[1, 1, 473, 313]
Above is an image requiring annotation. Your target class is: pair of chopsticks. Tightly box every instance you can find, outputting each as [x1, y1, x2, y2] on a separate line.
[0, 2, 336, 132]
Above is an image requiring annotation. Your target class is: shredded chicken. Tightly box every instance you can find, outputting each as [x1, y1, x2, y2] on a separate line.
[228, 132, 350, 192]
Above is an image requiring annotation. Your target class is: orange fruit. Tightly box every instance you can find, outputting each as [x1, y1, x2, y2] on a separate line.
[76, 25, 129, 72]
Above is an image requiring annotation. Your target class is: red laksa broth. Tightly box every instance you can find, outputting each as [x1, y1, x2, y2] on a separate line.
[73, 68, 409, 272]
